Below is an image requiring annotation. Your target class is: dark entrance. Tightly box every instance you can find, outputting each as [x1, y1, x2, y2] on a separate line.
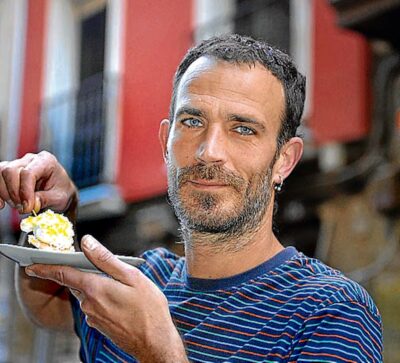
[72, 7, 107, 188]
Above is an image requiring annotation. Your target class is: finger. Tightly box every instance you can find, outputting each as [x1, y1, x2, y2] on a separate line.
[0, 162, 10, 209]
[19, 167, 38, 213]
[2, 166, 23, 210]
[0, 155, 35, 211]
[19, 154, 55, 213]
[35, 189, 71, 213]
[25, 264, 91, 291]
[81, 235, 140, 286]
[34, 195, 41, 213]
[36, 151, 77, 212]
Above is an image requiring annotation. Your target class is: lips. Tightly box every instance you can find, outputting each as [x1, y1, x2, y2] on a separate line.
[176, 164, 245, 193]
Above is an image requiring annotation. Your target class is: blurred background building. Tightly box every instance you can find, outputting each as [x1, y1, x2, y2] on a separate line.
[0, 0, 399, 361]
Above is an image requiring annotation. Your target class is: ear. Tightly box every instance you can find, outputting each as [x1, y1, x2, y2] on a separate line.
[159, 119, 171, 162]
[273, 137, 303, 184]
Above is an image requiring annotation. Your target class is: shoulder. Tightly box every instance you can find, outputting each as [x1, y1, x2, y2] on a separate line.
[275, 254, 382, 360]
[256, 252, 380, 318]
[139, 248, 183, 287]
[293, 254, 379, 314]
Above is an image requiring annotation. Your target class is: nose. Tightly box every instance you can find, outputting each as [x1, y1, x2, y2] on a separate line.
[196, 126, 227, 165]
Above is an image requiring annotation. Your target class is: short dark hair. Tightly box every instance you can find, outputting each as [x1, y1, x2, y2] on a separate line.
[169, 34, 306, 151]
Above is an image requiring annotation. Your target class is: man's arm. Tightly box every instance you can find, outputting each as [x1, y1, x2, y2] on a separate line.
[0, 152, 78, 331]
[26, 235, 190, 362]
[15, 265, 74, 331]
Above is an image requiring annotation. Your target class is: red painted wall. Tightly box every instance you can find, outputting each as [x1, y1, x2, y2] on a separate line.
[311, 0, 370, 144]
[18, 0, 48, 157]
[118, 0, 192, 201]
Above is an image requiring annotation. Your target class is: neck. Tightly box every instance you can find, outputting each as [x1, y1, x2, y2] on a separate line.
[183, 214, 284, 279]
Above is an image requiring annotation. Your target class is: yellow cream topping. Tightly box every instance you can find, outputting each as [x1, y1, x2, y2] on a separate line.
[20, 209, 75, 251]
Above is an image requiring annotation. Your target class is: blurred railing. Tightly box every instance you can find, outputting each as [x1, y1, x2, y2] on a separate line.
[40, 73, 116, 189]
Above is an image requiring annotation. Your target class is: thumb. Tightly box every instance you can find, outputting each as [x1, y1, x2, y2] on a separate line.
[81, 235, 140, 285]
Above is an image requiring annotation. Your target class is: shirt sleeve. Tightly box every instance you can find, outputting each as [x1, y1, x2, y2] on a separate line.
[138, 247, 181, 288]
[70, 293, 104, 362]
[289, 301, 383, 362]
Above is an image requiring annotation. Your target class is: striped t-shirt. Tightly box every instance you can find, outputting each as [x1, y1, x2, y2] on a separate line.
[71, 247, 383, 362]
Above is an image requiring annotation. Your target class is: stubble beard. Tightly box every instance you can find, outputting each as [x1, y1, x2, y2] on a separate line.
[167, 158, 275, 252]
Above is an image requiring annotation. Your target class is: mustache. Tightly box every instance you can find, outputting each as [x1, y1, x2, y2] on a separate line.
[176, 164, 245, 192]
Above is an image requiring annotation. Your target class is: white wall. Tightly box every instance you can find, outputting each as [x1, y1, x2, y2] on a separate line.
[193, 0, 236, 43]
[290, 0, 313, 121]
[43, 0, 79, 99]
[102, 0, 124, 183]
[41, 0, 79, 171]
[0, 0, 27, 161]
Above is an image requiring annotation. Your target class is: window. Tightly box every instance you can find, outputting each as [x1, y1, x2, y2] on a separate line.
[41, 0, 123, 188]
[235, 0, 290, 53]
[40, 0, 125, 219]
[72, 7, 107, 188]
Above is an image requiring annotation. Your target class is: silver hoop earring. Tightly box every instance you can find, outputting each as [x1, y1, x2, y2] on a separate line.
[274, 176, 283, 192]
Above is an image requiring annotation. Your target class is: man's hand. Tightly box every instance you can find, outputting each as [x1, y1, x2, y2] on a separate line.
[25, 235, 189, 363]
[0, 151, 77, 214]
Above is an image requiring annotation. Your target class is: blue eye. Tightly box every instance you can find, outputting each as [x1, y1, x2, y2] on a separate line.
[235, 125, 255, 135]
[182, 118, 203, 128]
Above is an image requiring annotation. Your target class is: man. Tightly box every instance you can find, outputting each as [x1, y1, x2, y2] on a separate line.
[0, 35, 382, 362]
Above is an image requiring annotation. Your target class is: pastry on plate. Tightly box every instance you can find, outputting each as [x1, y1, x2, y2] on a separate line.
[20, 209, 75, 252]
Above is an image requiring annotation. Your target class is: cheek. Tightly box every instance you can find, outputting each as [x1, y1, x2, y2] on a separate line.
[234, 156, 275, 184]
[169, 133, 198, 166]
[228, 137, 277, 169]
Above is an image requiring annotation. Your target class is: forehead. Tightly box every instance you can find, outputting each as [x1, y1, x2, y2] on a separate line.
[175, 56, 285, 129]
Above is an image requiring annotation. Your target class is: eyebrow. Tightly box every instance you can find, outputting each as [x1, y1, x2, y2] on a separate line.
[175, 106, 205, 120]
[228, 114, 266, 131]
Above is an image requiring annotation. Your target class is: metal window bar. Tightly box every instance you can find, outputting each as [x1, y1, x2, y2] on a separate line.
[40, 73, 110, 189]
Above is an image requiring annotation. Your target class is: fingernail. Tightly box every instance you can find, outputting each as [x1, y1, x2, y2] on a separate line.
[34, 197, 41, 213]
[22, 201, 28, 212]
[16, 204, 23, 213]
[83, 235, 97, 250]
[25, 267, 36, 277]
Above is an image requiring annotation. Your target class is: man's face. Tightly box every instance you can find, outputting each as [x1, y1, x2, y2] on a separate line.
[161, 56, 285, 237]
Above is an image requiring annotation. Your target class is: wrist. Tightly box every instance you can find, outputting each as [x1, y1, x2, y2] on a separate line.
[135, 326, 189, 363]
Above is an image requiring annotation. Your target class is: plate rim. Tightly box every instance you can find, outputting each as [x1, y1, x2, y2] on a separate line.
[0, 243, 145, 270]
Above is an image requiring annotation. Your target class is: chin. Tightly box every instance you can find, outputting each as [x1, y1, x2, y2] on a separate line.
[178, 193, 246, 233]
[185, 188, 239, 213]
